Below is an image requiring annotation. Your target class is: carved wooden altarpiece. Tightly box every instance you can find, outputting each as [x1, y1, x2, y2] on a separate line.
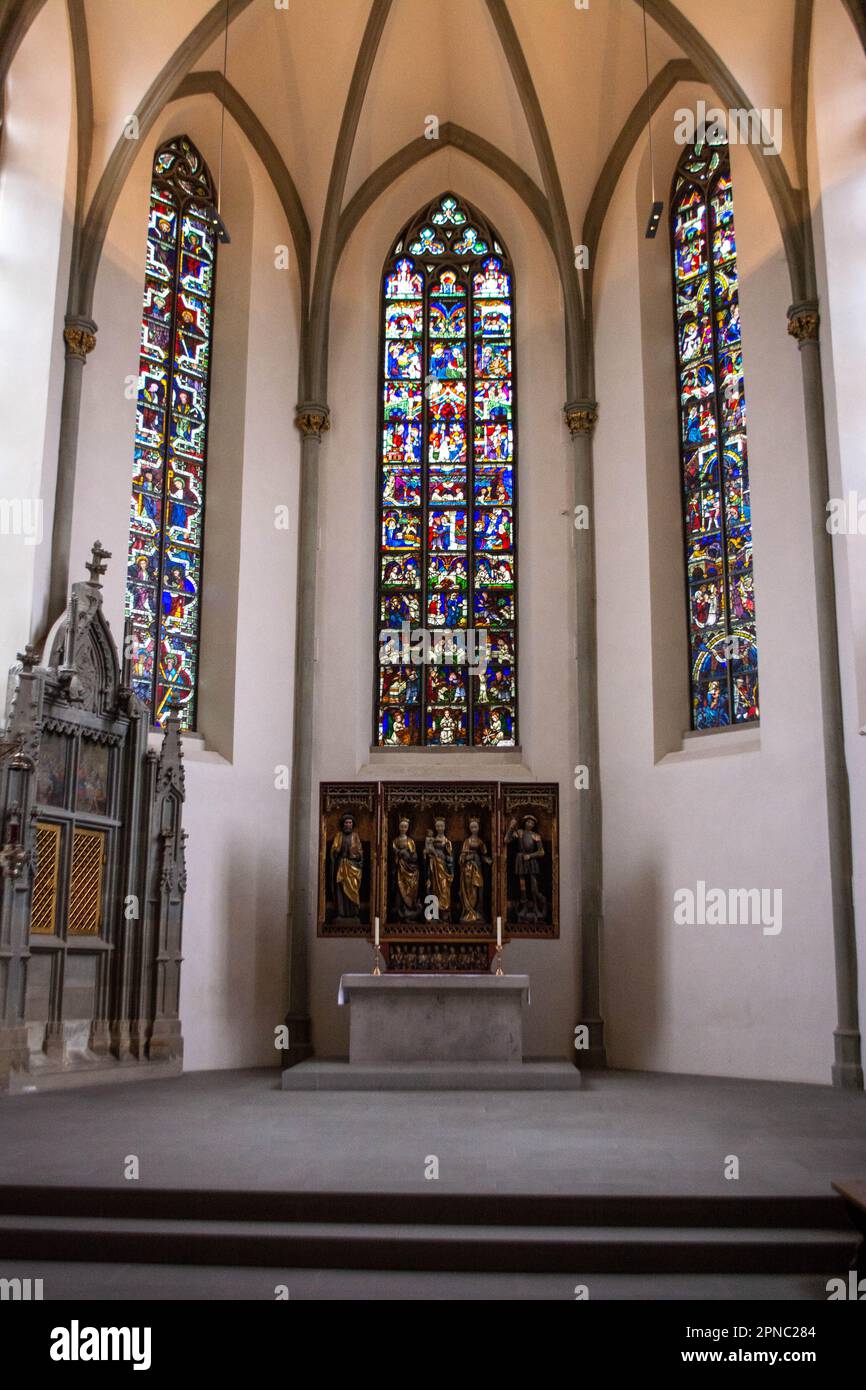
[317, 780, 559, 971]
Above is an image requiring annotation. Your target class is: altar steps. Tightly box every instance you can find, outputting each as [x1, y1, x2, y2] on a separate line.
[0, 1216, 852, 1276]
[0, 1188, 857, 1276]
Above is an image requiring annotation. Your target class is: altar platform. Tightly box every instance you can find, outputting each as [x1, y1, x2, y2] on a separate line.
[2, 1067, 861, 1196]
[281, 972, 581, 1090]
[280, 1060, 581, 1090]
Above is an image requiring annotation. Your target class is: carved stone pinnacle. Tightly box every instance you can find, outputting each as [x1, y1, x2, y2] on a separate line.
[85, 540, 112, 584]
[16, 644, 40, 673]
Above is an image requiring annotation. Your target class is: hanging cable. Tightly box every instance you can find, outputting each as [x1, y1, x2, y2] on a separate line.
[214, 0, 231, 243]
[642, 0, 663, 239]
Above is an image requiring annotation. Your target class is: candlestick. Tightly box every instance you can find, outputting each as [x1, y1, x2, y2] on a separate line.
[496, 915, 502, 949]
[372, 916, 382, 975]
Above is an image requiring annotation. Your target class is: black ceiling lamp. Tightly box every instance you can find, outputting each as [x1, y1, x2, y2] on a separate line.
[642, 0, 663, 239]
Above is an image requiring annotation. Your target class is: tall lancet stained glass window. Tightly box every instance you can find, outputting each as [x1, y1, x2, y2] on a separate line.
[672, 140, 758, 729]
[376, 193, 517, 747]
[126, 135, 218, 729]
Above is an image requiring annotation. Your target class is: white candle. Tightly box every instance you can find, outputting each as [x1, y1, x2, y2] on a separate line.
[374, 916, 380, 948]
[496, 915, 502, 949]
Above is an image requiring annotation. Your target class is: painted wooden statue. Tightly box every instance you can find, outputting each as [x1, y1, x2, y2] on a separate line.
[424, 816, 454, 922]
[391, 816, 421, 921]
[459, 816, 492, 923]
[331, 813, 363, 920]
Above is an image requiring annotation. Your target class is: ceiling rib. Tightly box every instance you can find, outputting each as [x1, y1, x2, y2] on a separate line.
[485, 0, 583, 397]
[634, 0, 807, 299]
[65, 0, 93, 305]
[74, 0, 256, 318]
[307, 0, 393, 401]
[176, 69, 311, 332]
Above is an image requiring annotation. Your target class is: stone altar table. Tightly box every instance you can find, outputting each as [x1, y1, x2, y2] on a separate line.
[339, 973, 529, 1063]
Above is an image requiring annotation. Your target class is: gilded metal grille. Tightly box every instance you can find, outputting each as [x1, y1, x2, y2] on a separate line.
[67, 827, 105, 935]
[30, 822, 61, 935]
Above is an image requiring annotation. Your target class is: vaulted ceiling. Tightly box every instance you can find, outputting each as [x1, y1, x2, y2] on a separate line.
[68, 0, 810, 247]
[4, 0, 864, 395]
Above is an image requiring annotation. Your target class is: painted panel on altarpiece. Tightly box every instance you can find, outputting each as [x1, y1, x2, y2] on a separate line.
[500, 783, 559, 937]
[317, 783, 379, 937]
[380, 781, 498, 936]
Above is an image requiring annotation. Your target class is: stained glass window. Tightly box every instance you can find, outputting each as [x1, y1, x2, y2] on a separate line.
[672, 140, 758, 729]
[376, 193, 517, 747]
[125, 135, 218, 729]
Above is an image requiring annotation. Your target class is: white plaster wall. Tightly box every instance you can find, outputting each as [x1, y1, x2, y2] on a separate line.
[72, 100, 300, 1070]
[194, 0, 373, 258]
[83, 0, 213, 211]
[808, 0, 866, 1057]
[593, 93, 838, 1084]
[310, 150, 579, 1059]
[673, 0, 796, 184]
[0, 1, 73, 672]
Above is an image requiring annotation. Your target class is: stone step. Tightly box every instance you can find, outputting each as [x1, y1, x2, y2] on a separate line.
[281, 1059, 582, 1090]
[0, 1185, 853, 1231]
[0, 1259, 837, 1301]
[0, 1213, 856, 1273]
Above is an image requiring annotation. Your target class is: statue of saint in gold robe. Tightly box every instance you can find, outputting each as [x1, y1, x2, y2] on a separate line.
[331, 814, 363, 920]
[392, 817, 420, 921]
[459, 818, 492, 923]
[424, 817, 453, 922]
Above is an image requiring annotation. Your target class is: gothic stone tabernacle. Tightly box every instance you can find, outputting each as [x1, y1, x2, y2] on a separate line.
[0, 544, 188, 1093]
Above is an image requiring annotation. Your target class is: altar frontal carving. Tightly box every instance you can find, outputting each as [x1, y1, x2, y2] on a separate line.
[318, 780, 558, 970]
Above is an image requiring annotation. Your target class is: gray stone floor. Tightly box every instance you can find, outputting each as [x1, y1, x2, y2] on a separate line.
[0, 1066, 863, 1195]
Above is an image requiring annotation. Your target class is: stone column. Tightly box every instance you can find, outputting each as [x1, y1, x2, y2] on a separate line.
[564, 400, 606, 1069]
[48, 315, 98, 623]
[787, 302, 863, 1090]
[282, 403, 330, 1068]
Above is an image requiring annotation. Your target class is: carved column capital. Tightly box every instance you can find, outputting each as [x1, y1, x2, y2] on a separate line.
[564, 401, 599, 437]
[294, 403, 331, 438]
[787, 301, 819, 347]
[63, 315, 98, 361]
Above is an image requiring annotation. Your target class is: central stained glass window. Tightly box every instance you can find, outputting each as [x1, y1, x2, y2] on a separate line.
[375, 193, 517, 747]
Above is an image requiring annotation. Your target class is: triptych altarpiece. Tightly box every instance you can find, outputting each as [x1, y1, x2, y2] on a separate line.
[318, 780, 559, 970]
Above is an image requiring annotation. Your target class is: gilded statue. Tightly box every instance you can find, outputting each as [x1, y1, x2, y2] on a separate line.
[391, 816, 421, 921]
[458, 816, 492, 923]
[424, 816, 454, 922]
[330, 813, 363, 920]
